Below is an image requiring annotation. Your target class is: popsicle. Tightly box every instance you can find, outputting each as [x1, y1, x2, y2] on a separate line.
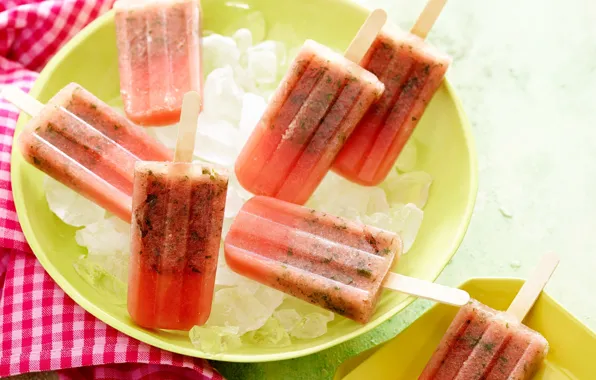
[224, 196, 469, 324]
[333, 0, 452, 186]
[128, 92, 228, 330]
[3, 84, 172, 222]
[234, 10, 387, 205]
[114, 0, 202, 126]
[420, 253, 559, 379]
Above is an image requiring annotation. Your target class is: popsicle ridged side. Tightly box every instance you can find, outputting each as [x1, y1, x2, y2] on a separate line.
[333, 29, 451, 186]
[18, 83, 172, 222]
[224, 196, 402, 324]
[235, 40, 384, 205]
[128, 162, 227, 330]
[115, 0, 201, 126]
[419, 300, 549, 380]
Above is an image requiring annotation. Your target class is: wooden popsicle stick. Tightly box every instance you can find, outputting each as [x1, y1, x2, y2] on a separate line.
[384, 272, 470, 306]
[344, 9, 387, 63]
[174, 91, 202, 163]
[506, 252, 560, 322]
[1, 86, 44, 117]
[410, 0, 448, 39]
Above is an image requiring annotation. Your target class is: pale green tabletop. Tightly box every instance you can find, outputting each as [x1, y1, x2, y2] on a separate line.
[212, 0, 596, 378]
[15, 0, 594, 379]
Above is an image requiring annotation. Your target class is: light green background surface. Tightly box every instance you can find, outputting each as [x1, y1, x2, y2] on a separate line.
[212, 0, 596, 378]
[10, 0, 594, 379]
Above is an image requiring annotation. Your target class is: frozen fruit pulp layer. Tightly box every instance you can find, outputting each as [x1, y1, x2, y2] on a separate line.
[234, 40, 384, 205]
[51, 83, 173, 161]
[18, 104, 142, 221]
[419, 300, 549, 380]
[115, 0, 201, 126]
[484, 327, 548, 380]
[333, 30, 451, 186]
[224, 196, 402, 323]
[128, 162, 228, 330]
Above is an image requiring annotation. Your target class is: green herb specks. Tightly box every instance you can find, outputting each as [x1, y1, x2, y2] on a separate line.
[357, 268, 372, 278]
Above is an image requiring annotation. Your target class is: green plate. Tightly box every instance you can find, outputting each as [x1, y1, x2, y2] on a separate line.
[335, 278, 596, 379]
[10, 0, 477, 362]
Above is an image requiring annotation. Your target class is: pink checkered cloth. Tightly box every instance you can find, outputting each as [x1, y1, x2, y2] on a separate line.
[0, 1, 223, 379]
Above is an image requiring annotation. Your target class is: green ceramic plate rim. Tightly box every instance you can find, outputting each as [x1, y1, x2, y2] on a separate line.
[9, 2, 479, 362]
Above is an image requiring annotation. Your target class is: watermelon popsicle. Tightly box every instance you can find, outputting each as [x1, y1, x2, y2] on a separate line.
[128, 92, 228, 330]
[224, 196, 470, 324]
[3, 84, 172, 222]
[234, 10, 387, 205]
[333, 0, 452, 186]
[420, 253, 559, 379]
[114, 0, 202, 126]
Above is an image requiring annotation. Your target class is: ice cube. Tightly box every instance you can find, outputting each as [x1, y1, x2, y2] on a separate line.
[364, 204, 424, 253]
[85, 251, 130, 283]
[233, 28, 253, 53]
[279, 296, 334, 322]
[340, 207, 362, 222]
[250, 41, 286, 68]
[194, 113, 239, 167]
[254, 286, 285, 311]
[221, 218, 234, 241]
[247, 46, 277, 85]
[273, 309, 301, 332]
[44, 177, 105, 227]
[266, 24, 300, 70]
[151, 124, 179, 150]
[225, 186, 245, 219]
[367, 187, 390, 214]
[229, 175, 254, 200]
[244, 11, 266, 43]
[396, 139, 417, 172]
[75, 216, 130, 255]
[244, 317, 291, 347]
[380, 167, 400, 190]
[384, 171, 433, 209]
[189, 326, 242, 353]
[73, 255, 127, 305]
[315, 178, 371, 217]
[362, 212, 393, 232]
[202, 34, 240, 75]
[222, 11, 266, 44]
[290, 313, 331, 339]
[203, 66, 244, 123]
[206, 286, 273, 334]
[214, 264, 260, 294]
[232, 63, 257, 93]
[238, 92, 266, 144]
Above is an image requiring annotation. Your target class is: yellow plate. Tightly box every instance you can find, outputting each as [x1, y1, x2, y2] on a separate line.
[335, 278, 596, 379]
[10, 0, 477, 362]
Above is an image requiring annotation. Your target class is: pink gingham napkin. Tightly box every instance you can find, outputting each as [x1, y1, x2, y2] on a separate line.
[0, 1, 223, 378]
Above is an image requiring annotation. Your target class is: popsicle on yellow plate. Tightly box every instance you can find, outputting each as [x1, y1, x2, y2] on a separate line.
[2, 84, 172, 222]
[224, 196, 469, 324]
[420, 253, 559, 380]
[128, 92, 228, 330]
[114, 0, 202, 126]
[235, 10, 387, 205]
[333, 0, 451, 186]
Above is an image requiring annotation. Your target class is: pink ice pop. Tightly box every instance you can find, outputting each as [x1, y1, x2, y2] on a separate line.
[114, 0, 202, 126]
[3, 84, 172, 222]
